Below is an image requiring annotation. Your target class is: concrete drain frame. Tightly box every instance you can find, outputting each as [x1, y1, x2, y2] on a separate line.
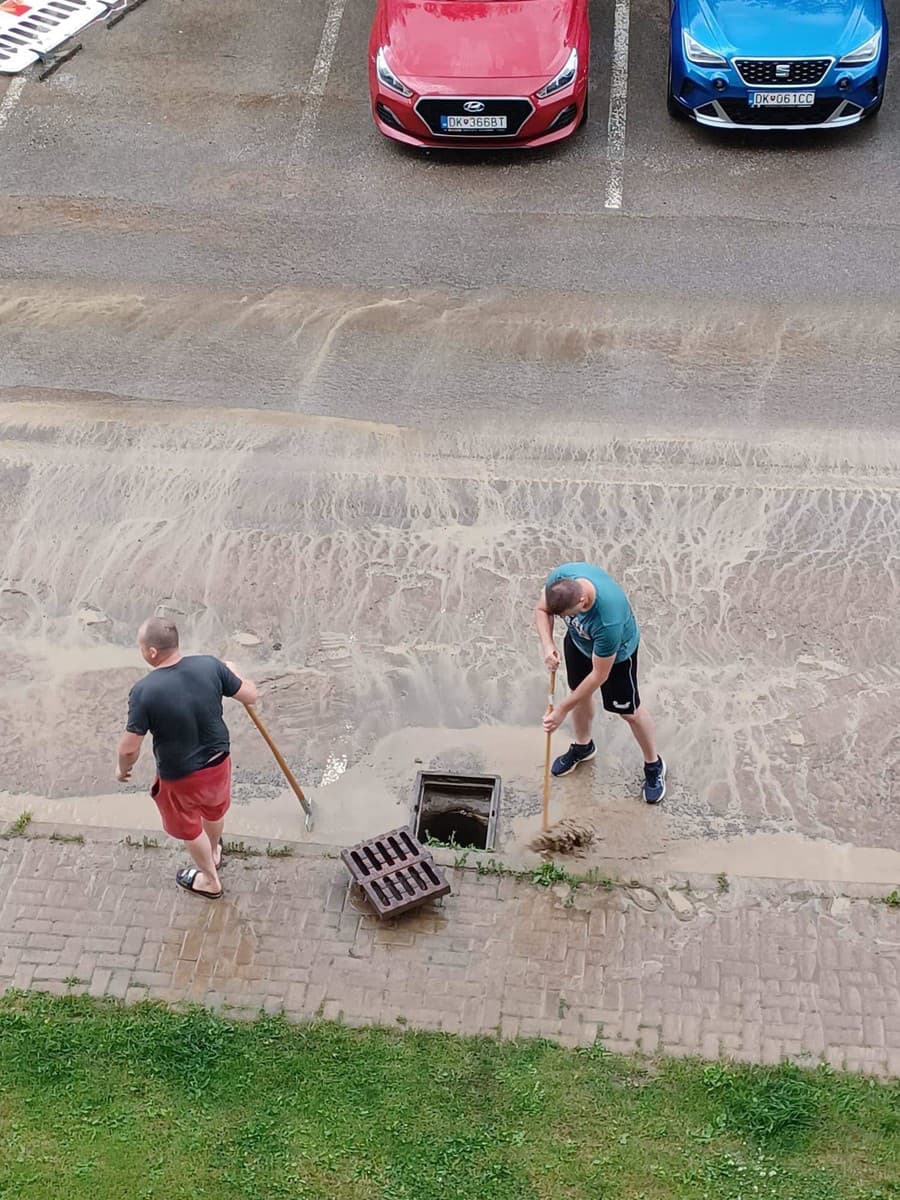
[413, 771, 501, 852]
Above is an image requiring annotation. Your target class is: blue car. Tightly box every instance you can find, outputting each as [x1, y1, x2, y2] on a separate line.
[669, 0, 889, 129]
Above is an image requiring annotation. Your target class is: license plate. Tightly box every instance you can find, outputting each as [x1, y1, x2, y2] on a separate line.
[749, 91, 815, 108]
[440, 114, 507, 131]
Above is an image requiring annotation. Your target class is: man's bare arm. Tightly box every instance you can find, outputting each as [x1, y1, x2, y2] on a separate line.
[534, 589, 560, 669]
[563, 653, 615, 711]
[224, 661, 259, 706]
[542, 653, 616, 732]
[117, 731, 144, 782]
[233, 678, 258, 705]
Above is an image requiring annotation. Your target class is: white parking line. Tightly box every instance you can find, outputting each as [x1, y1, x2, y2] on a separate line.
[0, 76, 26, 132]
[291, 0, 347, 160]
[604, 0, 631, 210]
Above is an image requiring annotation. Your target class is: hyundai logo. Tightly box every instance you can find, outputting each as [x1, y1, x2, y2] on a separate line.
[463, 100, 485, 112]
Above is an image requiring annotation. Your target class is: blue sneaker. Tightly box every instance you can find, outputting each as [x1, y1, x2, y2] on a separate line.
[551, 741, 597, 777]
[643, 757, 667, 804]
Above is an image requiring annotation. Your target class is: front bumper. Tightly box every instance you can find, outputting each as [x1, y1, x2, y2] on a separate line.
[370, 85, 585, 148]
[670, 52, 886, 129]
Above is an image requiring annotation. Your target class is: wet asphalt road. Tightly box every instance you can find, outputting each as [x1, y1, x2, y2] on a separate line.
[0, 0, 898, 432]
[0, 0, 899, 860]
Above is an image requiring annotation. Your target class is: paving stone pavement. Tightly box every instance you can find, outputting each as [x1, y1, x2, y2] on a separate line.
[1, 827, 898, 1076]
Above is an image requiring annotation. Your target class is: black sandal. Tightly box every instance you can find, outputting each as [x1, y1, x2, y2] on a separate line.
[176, 866, 223, 900]
[215, 837, 226, 871]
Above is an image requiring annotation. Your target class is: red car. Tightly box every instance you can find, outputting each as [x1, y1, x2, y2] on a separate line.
[368, 0, 590, 149]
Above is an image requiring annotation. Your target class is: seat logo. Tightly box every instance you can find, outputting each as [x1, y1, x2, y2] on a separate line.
[463, 100, 485, 112]
[775, 63, 791, 78]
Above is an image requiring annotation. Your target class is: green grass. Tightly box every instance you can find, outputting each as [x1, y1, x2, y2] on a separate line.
[0, 993, 897, 1200]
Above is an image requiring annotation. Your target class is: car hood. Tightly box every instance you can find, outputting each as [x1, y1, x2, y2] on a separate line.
[378, 0, 576, 80]
[685, 0, 881, 58]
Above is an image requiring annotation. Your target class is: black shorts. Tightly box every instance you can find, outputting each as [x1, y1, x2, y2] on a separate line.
[563, 632, 640, 715]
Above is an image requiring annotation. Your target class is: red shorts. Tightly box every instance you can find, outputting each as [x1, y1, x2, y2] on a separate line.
[150, 754, 231, 841]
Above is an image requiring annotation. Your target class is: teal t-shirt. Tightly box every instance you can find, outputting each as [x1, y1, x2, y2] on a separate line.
[546, 562, 639, 663]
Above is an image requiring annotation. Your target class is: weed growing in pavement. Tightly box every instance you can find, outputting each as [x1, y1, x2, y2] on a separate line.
[424, 831, 461, 850]
[469, 856, 614, 908]
[717, 872, 730, 894]
[883, 890, 900, 908]
[5, 810, 32, 837]
[50, 832, 85, 844]
[583, 867, 616, 889]
[123, 835, 160, 850]
[121, 836, 293, 859]
[425, 833, 481, 866]
[529, 861, 573, 887]
[223, 840, 259, 858]
[474, 855, 506, 878]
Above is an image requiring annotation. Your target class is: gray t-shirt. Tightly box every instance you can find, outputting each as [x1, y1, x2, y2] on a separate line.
[126, 655, 242, 780]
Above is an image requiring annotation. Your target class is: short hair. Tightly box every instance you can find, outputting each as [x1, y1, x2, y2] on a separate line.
[546, 579, 583, 615]
[139, 617, 179, 652]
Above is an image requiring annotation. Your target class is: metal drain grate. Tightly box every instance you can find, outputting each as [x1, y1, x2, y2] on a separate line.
[341, 825, 450, 918]
[0, 0, 110, 74]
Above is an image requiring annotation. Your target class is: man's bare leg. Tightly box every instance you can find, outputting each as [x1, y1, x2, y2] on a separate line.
[183, 829, 221, 894]
[621, 705, 658, 763]
[202, 816, 225, 870]
[571, 695, 595, 745]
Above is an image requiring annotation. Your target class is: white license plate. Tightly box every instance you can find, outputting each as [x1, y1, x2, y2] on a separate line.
[441, 114, 507, 131]
[749, 91, 815, 108]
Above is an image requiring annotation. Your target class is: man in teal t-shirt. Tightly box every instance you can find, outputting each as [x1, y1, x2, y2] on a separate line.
[534, 562, 665, 804]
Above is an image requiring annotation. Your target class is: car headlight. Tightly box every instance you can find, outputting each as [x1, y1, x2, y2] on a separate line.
[376, 47, 412, 97]
[683, 31, 727, 67]
[536, 48, 578, 98]
[838, 31, 881, 65]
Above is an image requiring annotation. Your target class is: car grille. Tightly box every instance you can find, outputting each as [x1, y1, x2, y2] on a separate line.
[714, 98, 856, 125]
[733, 58, 831, 86]
[415, 97, 533, 137]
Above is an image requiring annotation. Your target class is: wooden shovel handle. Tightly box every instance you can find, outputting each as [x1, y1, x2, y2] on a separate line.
[541, 668, 557, 832]
[243, 703, 311, 817]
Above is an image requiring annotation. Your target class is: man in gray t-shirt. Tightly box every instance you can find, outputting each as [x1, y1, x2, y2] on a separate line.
[117, 617, 258, 899]
[126, 654, 243, 780]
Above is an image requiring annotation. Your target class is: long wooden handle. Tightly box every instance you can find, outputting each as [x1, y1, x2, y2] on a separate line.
[244, 703, 311, 817]
[541, 668, 557, 832]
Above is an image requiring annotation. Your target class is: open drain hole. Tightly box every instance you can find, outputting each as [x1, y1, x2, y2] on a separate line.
[420, 808, 489, 849]
[413, 772, 501, 851]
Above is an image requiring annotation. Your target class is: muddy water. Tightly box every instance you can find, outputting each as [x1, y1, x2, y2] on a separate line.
[1, 397, 898, 880]
[2, 283, 899, 431]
